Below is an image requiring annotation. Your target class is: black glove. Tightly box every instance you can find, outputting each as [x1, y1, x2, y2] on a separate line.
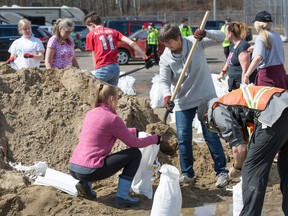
[164, 96, 175, 113]
[157, 135, 163, 145]
[194, 29, 206, 41]
[144, 56, 154, 69]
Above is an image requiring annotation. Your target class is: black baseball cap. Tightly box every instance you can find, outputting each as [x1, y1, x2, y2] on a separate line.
[253, 11, 273, 23]
[225, 17, 231, 22]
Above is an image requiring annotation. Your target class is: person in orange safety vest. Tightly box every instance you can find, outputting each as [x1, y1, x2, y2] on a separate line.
[197, 86, 288, 216]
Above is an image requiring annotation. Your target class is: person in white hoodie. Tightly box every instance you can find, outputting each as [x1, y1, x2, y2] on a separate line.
[158, 24, 229, 188]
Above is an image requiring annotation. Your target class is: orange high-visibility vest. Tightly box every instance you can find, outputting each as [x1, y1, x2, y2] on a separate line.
[212, 86, 285, 142]
[213, 86, 285, 111]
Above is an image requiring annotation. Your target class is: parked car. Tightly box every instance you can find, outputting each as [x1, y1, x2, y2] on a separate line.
[40, 24, 87, 51]
[70, 25, 87, 51]
[117, 29, 165, 65]
[104, 20, 166, 37]
[0, 24, 52, 61]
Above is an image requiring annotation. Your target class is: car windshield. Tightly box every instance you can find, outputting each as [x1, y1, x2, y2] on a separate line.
[74, 25, 87, 32]
[129, 30, 147, 40]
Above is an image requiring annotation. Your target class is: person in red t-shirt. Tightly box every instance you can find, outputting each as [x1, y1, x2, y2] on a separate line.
[84, 12, 154, 86]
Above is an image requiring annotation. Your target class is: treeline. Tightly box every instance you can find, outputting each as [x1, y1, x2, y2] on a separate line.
[0, 0, 243, 17]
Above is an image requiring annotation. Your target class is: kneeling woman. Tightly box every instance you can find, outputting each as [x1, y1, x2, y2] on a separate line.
[69, 83, 160, 208]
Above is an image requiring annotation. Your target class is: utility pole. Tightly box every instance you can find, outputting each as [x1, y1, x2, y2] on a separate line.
[284, 0, 288, 37]
[213, 0, 216, 20]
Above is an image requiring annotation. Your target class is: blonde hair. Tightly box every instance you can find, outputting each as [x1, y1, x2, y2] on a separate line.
[53, 18, 74, 45]
[254, 21, 273, 49]
[18, 18, 31, 35]
[227, 22, 248, 40]
[94, 83, 119, 107]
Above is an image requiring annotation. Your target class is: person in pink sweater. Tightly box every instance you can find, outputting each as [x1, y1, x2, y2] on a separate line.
[69, 83, 161, 208]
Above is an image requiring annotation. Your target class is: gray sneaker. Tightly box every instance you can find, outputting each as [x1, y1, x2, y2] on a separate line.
[179, 175, 195, 186]
[215, 172, 229, 188]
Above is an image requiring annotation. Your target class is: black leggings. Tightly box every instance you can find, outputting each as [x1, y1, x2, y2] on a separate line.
[70, 148, 142, 182]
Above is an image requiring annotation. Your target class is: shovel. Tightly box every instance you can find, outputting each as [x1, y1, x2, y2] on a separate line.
[163, 11, 211, 124]
[119, 65, 147, 78]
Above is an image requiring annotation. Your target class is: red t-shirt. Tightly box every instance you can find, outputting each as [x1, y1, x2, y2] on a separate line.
[86, 26, 124, 69]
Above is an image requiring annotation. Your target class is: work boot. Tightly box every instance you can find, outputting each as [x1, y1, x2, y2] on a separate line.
[115, 175, 140, 208]
[76, 181, 97, 200]
[215, 172, 229, 188]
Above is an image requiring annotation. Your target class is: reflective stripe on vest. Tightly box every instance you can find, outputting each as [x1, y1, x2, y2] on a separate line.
[214, 86, 285, 110]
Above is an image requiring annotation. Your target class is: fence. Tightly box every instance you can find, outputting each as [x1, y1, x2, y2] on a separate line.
[104, 1, 288, 36]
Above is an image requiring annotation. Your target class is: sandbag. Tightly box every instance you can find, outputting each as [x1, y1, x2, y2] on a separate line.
[150, 74, 165, 108]
[150, 164, 182, 216]
[233, 178, 243, 216]
[118, 73, 136, 95]
[131, 131, 160, 199]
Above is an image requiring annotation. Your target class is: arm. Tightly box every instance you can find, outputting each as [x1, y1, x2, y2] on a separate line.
[72, 55, 80, 69]
[33, 51, 44, 61]
[242, 55, 262, 84]
[213, 106, 248, 177]
[238, 50, 251, 83]
[218, 62, 229, 81]
[232, 144, 247, 169]
[121, 36, 148, 59]
[111, 115, 158, 148]
[45, 47, 55, 69]
[199, 30, 226, 48]
[91, 51, 96, 69]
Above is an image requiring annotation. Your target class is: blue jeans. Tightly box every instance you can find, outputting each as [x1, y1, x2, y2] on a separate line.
[175, 107, 228, 178]
[92, 63, 120, 86]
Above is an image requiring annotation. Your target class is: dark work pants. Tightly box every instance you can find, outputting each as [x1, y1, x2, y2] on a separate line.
[146, 44, 159, 64]
[69, 148, 142, 183]
[240, 109, 288, 216]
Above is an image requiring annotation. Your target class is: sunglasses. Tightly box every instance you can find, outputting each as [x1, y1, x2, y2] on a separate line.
[62, 28, 73, 34]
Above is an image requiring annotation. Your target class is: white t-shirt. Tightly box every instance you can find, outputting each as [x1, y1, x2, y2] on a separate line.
[8, 36, 45, 69]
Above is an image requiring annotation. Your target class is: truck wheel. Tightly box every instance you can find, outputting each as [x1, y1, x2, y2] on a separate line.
[118, 49, 130, 65]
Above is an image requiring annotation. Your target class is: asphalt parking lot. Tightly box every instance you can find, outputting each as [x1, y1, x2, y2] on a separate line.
[76, 44, 228, 98]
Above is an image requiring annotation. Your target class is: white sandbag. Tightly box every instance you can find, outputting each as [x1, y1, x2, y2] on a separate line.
[150, 74, 165, 108]
[34, 168, 79, 196]
[233, 178, 243, 216]
[131, 131, 160, 199]
[150, 164, 182, 216]
[9, 161, 48, 179]
[211, 73, 229, 97]
[118, 73, 136, 95]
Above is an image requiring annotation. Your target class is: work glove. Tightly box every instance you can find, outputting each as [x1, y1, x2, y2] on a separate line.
[164, 96, 175, 112]
[228, 165, 242, 179]
[156, 135, 163, 145]
[144, 56, 154, 69]
[194, 29, 206, 41]
[24, 53, 34, 58]
[5, 57, 16, 64]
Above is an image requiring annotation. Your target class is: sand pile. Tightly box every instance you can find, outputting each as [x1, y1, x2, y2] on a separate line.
[0, 64, 281, 216]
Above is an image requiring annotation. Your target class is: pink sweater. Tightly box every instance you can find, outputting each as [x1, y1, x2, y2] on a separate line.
[69, 103, 158, 168]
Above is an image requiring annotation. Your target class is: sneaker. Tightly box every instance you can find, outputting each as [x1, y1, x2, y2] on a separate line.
[215, 172, 229, 188]
[179, 175, 195, 186]
[76, 182, 97, 200]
